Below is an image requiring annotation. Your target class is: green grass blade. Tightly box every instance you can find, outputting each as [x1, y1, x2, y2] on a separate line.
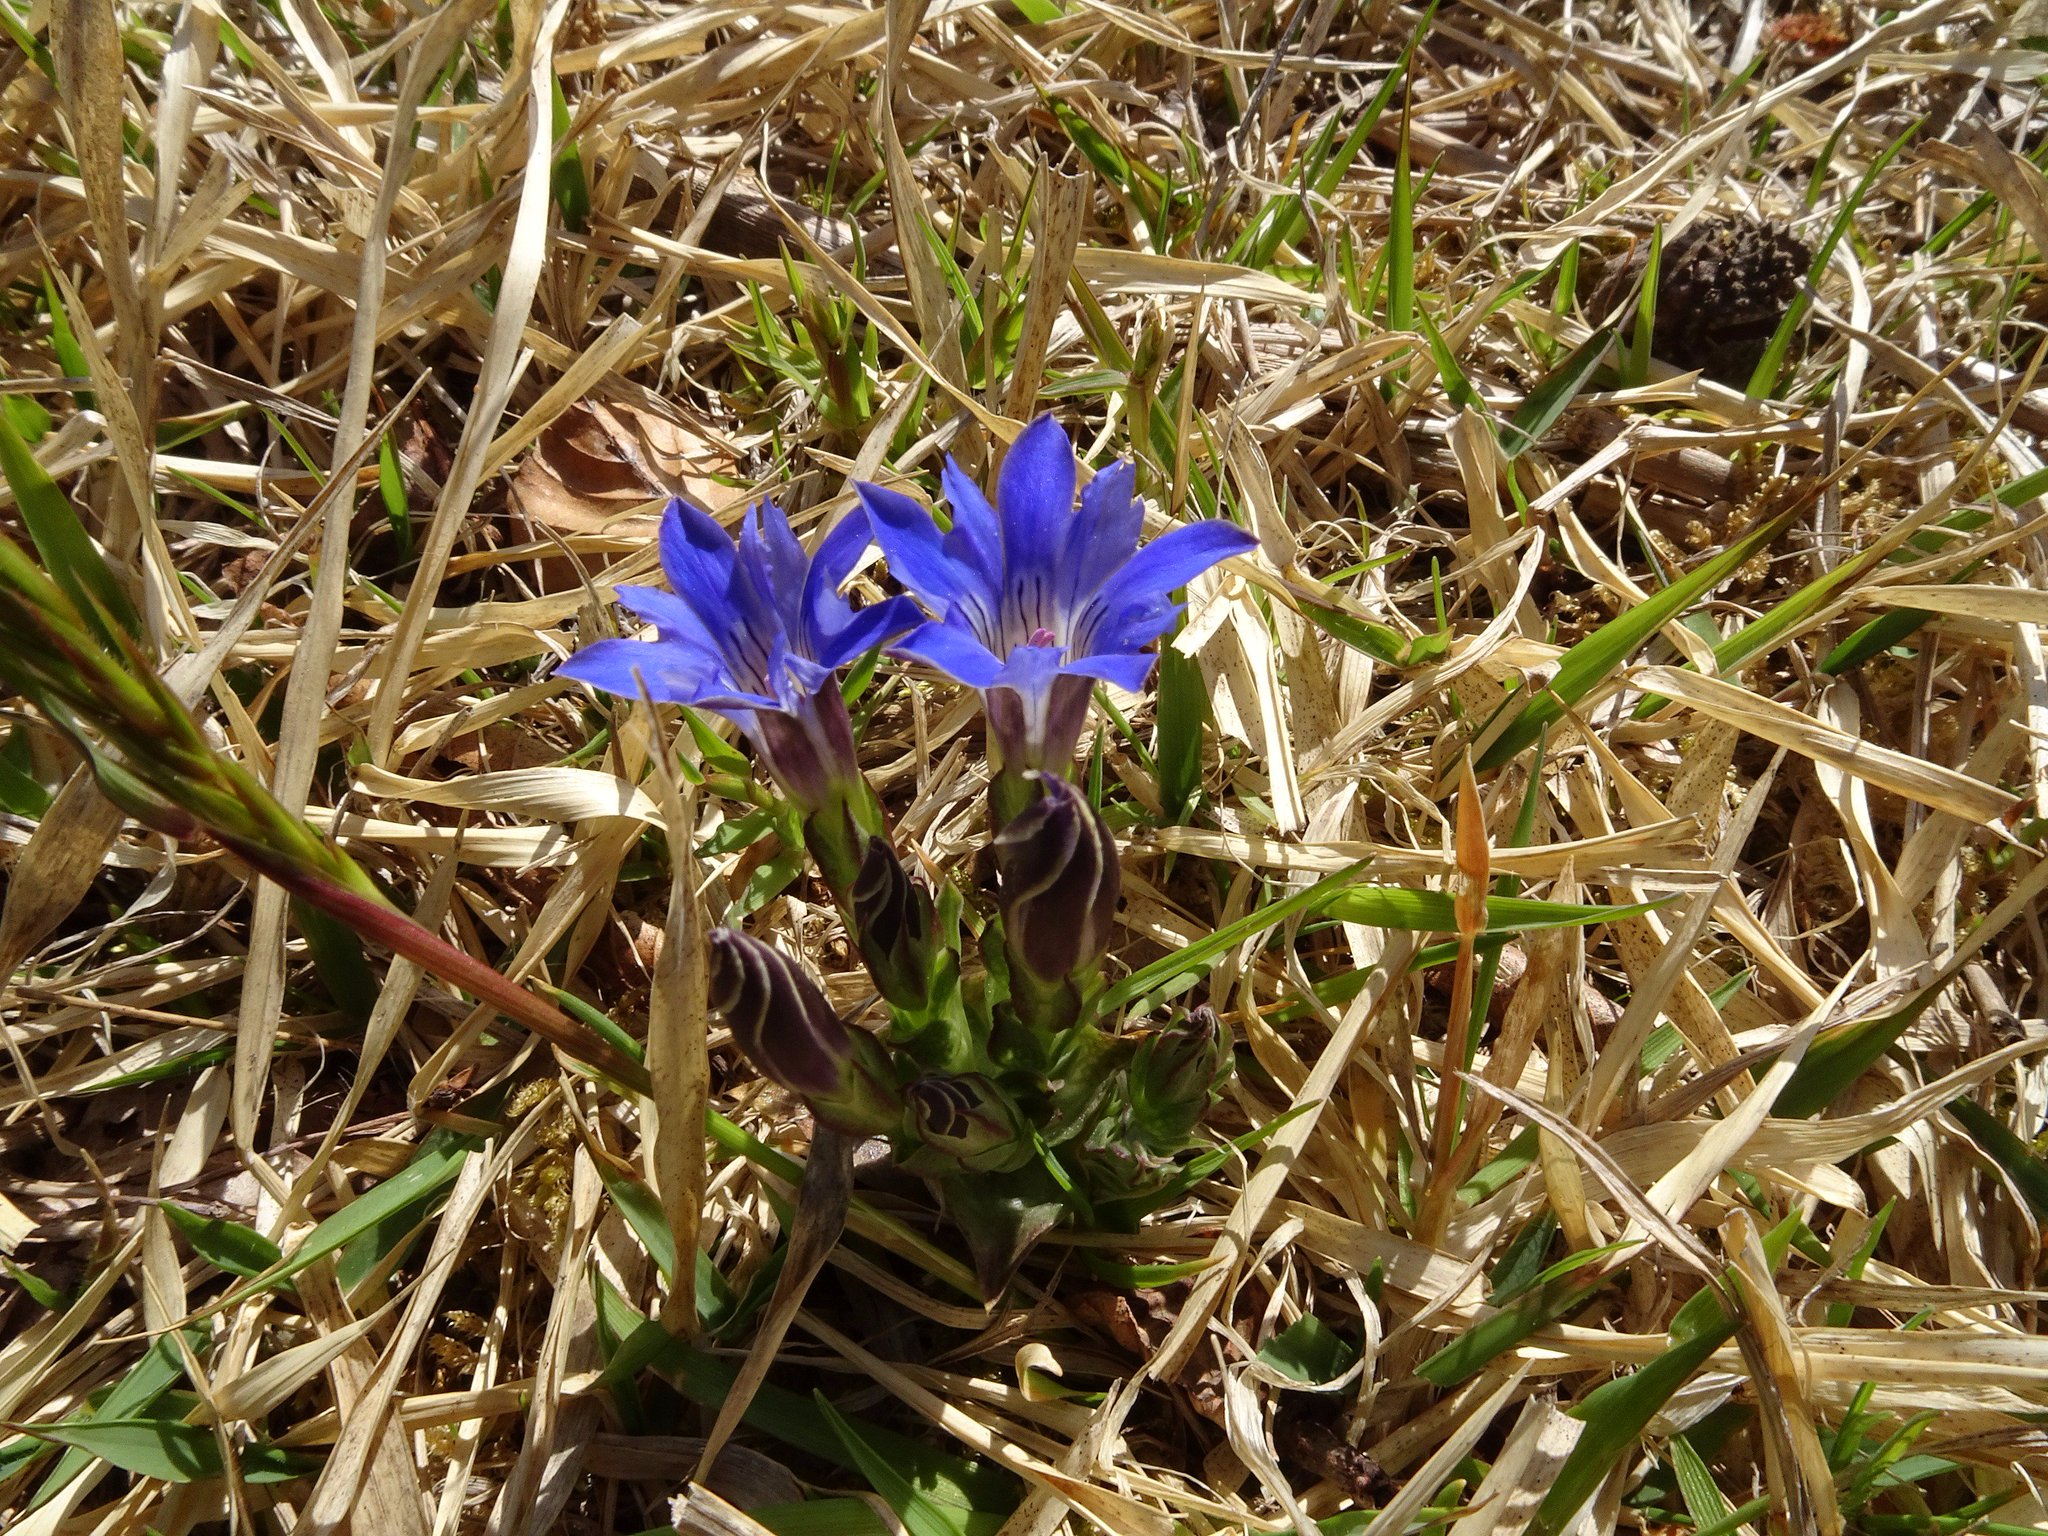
[1946, 1097, 2048, 1220]
[1747, 124, 1917, 399]
[1500, 324, 1615, 460]
[1387, 93, 1415, 343]
[1154, 640, 1208, 821]
[1476, 504, 1795, 769]
[0, 407, 141, 646]
[1318, 888, 1661, 933]
[1528, 1287, 1741, 1536]
[1620, 225, 1661, 388]
[224, 1129, 482, 1303]
[160, 1204, 285, 1279]
[1091, 863, 1366, 1018]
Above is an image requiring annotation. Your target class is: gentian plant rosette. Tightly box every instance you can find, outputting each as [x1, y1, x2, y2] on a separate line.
[556, 494, 918, 891]
[556, 443, 1254, 1296]
[854, 415, 1258, 820]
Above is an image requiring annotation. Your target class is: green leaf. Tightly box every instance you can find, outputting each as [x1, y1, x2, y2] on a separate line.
[548, 75, 589, 232]
[1620, 225, 1661, 388]
[1669, 1432, 1734, 1531]
[3, 1256, 65, 1310]
[697, 805, 783, 857]
[751, 1501, 894, 1536]
[293, 897, 378, 1025]
[816, 1393, 994, 1536]
[1500, 325, 1615, 460]
[377, 431, 412, 559]
[13, 1417, 219, 1484]
[1772, 994, 1931, 1120]
[1093, 863, 1367, 1019]
[937, 1166, 1070, 1299]
[594, 1280, 1014, 1518]
[594, 1159, 676, 1283]
[1459, 1126, 1538, 1203]
[3, 391, 50, 444]
[683, 708, 752, 777]
[1946, 1097, 2048, 1221]
[1154, 641, 1208, 822]
[1527, 1289, 1740, 1536]
[1233, 7, 1427, 270]
[732, 844, 806, 919]
[1296, 602, 1403, 664]
[39, 273, 92, 408]
[160, 1203, 285, 1279]
[546, 986, 646, 1066]
[11, 1408, 311, 1488]
[1821, 605, 1935, 674]
[1076, 1252, 1221, 1286]
[0, 406, 141, 646]
[227, 1129, 481, 1302]
[1417, 304, 1484, 414]
[29, 1329, 194, 1505]
[1476, 503, 1795, 769]
[1258, 1315, 1358, 1385]
[1319, 888, 1661, 934]
[1748, 124, 1917, 399]
[1416, 1249, 1622, 1387]
[0, 724, 51, 816]
[1099, 1102, 1318, 1226]
[1387, 96, 1415, 340]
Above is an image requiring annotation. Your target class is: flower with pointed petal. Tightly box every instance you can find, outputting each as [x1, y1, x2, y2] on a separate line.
[854, 416, 1255, 777]
[557, 497, 918, 817]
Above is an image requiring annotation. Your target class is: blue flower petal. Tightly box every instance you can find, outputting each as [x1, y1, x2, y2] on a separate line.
[857, 480, 988, 618]
[892, 614, 1006, 689]
[816, 594, 923, 670]
[613, 585, 725, 656]
[996, 415, 1076, 574]
[756, 501, 808, 594]
[1075, 521, 1255, 656]
[1059, 460, 1142, 613]
[1056, 649, 1157, 693]
[936, 456, 1003, 595]
[805, 507, 871, 616]
[1075, 594, 1182, 656]
[657, 499, 742, 619]
[559, 638, 728, 706]
[1095, 519, 1255, 605]
[990, 641, 1069, 707]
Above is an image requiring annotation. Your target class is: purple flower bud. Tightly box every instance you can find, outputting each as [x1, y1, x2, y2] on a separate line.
[993, 773, 1119, 986]
[850, 836, 929, 1008]
[1129, 1005, 1231, 1148]
[906, 1074, 1034, 1173]
[707, 929, 902, 1135]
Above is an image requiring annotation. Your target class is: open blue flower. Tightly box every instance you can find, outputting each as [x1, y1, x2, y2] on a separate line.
[853, 416, 1256, 773]
[558, 497, 918, 810]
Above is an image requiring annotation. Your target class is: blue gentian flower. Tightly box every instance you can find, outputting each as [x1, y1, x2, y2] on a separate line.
[853, 416, 1257, 774]
[558, 497, 919, 811]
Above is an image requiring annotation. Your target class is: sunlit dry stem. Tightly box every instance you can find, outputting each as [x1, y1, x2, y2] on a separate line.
[1426, 754, 1490, 1223]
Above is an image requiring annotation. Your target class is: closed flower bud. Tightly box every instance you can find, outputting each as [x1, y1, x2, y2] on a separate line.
[850, 836, 929, 1008]
[708, 929, 903, 1135]
[993, 773, 1119, 986]
[906, 1074, 1034, 1173]
[1129, 1006, 1231, 1148]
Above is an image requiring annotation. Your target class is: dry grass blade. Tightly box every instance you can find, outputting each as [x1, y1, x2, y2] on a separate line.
[4, 1, 2048, 1533]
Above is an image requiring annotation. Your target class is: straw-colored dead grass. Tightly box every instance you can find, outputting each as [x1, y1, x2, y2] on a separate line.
[5, 0, 2048, 1532]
